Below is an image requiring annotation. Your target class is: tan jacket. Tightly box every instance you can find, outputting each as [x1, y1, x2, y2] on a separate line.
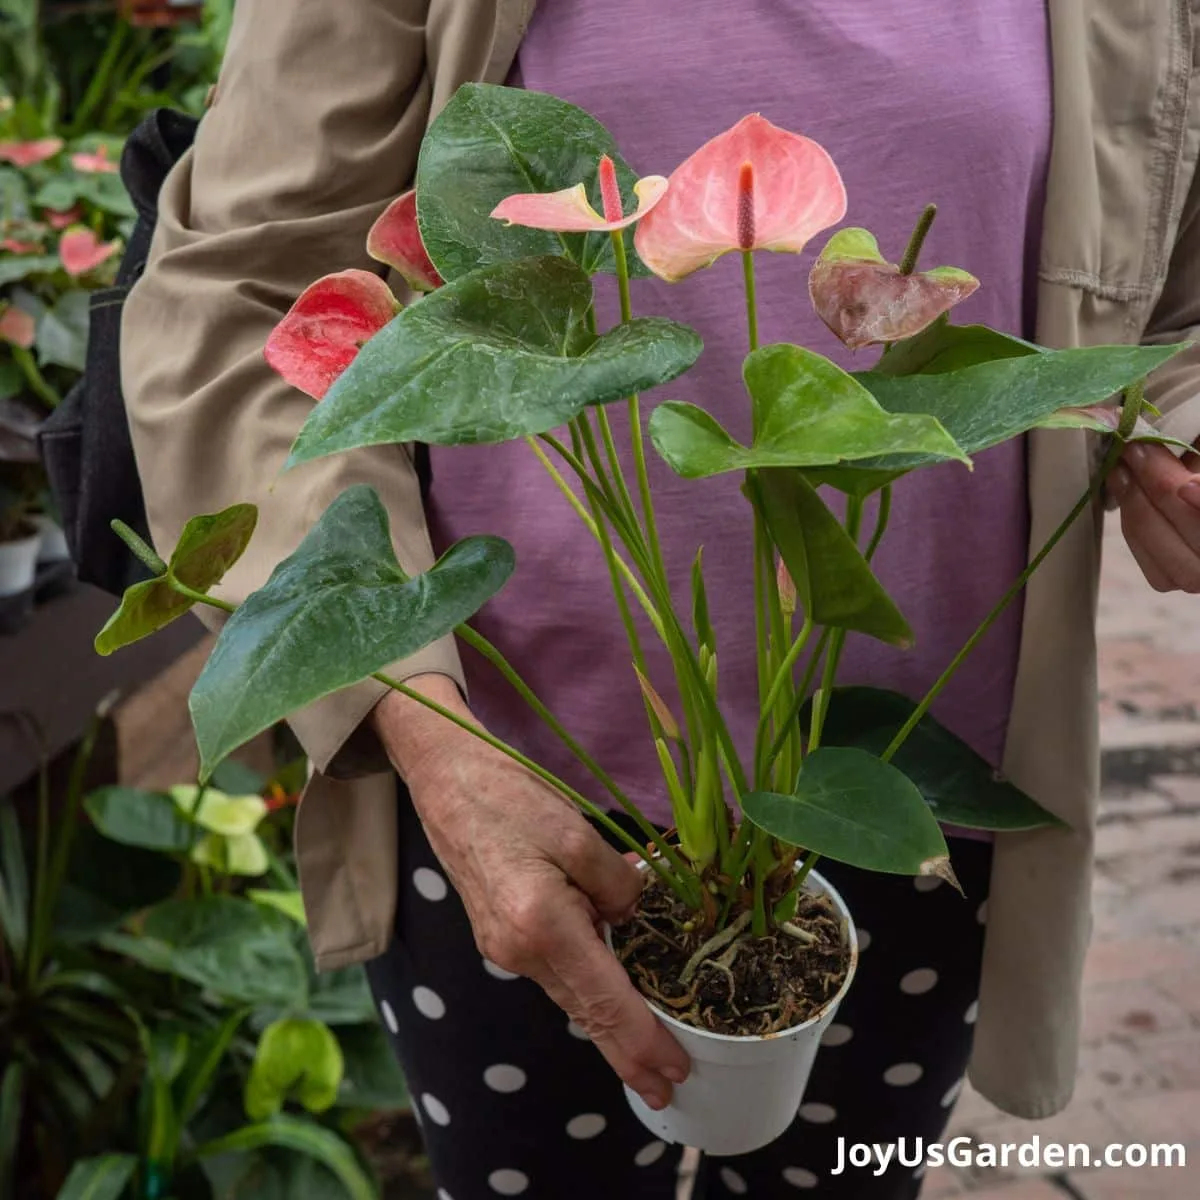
[122, 0, 1200, 1119]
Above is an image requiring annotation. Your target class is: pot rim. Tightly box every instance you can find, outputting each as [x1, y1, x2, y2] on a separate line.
[610, 862, 859, 1045]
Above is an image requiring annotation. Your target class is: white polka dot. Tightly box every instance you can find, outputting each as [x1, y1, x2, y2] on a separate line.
[964, 999, 979, 1025]
[413, 867, 449, 901]
[488, 1169, 529, 1195]
[566, 1113, 607, 1140]
[783, 1166, 819, 1189]
[914, 874, 942, 892]
[634, 1141, 666, 1167]
[798, 1102, 837, 1124]
[976, 900, 988, 925]
[941, 1078, 964, 1108]
[719, 1167, 748, 1194]
[856, 928, 872, 952]
[483, 1064, 527, 1093]
[413, 986, 446, 1020]
[821, 1023, 853, 1047]
[483, 957, 520, 981]
[380, 999, 399, 1034]
[566, 1019, 590, 1040]
[883, 1062, 924, 1087]
[421, 1093, 451, 1126]
[899, 968, 939, 995]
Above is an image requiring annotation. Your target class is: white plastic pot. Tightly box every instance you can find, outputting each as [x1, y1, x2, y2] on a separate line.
[33, 514, 70, 564]
[611, 866, 858, 1157]
[0, 529, 41, 597]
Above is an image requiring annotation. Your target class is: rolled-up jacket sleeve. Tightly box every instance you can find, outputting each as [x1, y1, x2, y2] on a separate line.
[121, 0, 464, 777]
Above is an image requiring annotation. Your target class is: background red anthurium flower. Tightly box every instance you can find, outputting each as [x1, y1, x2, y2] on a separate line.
[490, 155, 668, 233]
[367, 190, 444, 293]
[264, 269, 400, 400]
[59, 227, 119, 277]
[0, 303, 36, 349]
[634, 114, 847, 281]
[0, 138, 63, 167]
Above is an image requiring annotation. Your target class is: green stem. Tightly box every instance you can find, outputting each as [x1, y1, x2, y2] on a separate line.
[763, 626, 832, 775]
[864, 485, 893, 563]
[172, 581, 236, 614]
[742, 251, 759, 351]
[754, 618, 814, 783]
[899, 204, 938, 276]
[12, 345, 62, 409]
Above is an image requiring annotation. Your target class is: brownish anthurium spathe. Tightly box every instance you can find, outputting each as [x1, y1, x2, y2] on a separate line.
[491, 154, 668, 233]
[0, 138, 63, 167]
[809, 227, 979, 350]
[367, 190, 444, 293]
[58, 227, 120, 277]
[634, 114, 846, 281]
[264, 269, 400, 400]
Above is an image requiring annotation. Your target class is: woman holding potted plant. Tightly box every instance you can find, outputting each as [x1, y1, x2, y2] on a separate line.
[119, 2, 1200, 1197]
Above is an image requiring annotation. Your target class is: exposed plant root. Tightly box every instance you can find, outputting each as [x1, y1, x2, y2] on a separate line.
[680, 911, 752, 985]
[780, 921, 818, 944]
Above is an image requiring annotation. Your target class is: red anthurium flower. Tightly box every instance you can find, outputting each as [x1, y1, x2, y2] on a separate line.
[2, 237, 43, 254]
[0, 138, 63, 167]
[0, 303, 36, 349]
[809, 227, 979, 350]
[366, 190, 443, 292]
[59, 227, 120, 277]
[634, 115, 846, 281]
[491, 155, 668, 233]
[45, 205, 84, 230]
[70, 145, 119, 174]
[264, 269, 400, 400]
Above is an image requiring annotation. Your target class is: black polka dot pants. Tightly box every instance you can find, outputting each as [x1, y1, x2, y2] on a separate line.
[365, 786, 993, 1199]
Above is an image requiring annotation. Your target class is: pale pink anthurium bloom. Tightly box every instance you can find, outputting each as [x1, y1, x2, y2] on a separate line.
[0, 304, 36, 349]
[490, 154, 668, 233]
[634, 114, 847, 281]
[264, 269, 401, 400]
[59, 227, 120, 277]
[809, 227, 979, 350]
[71, 145, 119, 174]
[2, 237, 43, 254]
[0, 138, 63, 167]
[367, 190, 444, 292]
[45, 205, 83, 230]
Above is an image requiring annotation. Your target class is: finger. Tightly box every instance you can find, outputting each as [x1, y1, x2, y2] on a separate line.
[553, 821, 643, 925]
[1120, 477, 1200, 592]
[1121, 444, 1200, 557]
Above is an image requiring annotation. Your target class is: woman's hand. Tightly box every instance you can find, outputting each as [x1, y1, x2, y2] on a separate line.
[1109, 441, 1200, 593]
[371, 677, 691, 1111]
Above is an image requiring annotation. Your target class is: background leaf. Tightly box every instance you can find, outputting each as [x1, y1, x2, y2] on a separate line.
[55, 1154, 137, 1200]
[84, 787, 194, 853]
[36, 290, 89, 372]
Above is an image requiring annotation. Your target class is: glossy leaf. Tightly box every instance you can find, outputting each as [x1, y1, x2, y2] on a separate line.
[289, 256, 701, 466]
[54, 1155, 137, 1200]
[95, 503, 257, 656]
[801, 687, 1064, 831]
[752, 468, 911, 646]
[0, 253, 60, 287]
[416, 82, 653, 280]
[36, 290, 89, 372]
[84, 787, 193, 853]
[875, 320, 1040, 376]
[650, 344, 965, 479]
[741, 746, 955, 881]
[190, 486, 515, 778]
[244, 1018, 344, 1120]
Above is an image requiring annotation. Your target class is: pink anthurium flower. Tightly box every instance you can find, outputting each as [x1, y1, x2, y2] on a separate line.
[70, 145, 119, 174]
[2, 237, 43, 254]
[0, 303, 36, 349]
[634, 115, 846, 281]
[59, 227, 120, 277]
[45, 205, 83, 230]
[490, 155, 668, 233]
[264, 269, 400, 400]
[809, 227, 979, 350]
[366, 190, 443, 292]
[0, 138, 63, 167]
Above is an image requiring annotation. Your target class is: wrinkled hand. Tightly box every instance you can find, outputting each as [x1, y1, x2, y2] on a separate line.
[372, 677, 690, 1110]
[1108, 441, 1200, 594]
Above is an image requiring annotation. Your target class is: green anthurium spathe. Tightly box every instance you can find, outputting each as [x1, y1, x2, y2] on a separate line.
[94, 503, 258, 655]
[416, 82, 654, 281]
[749, 468, 912, 646]
[169, 785, 267, 837]
[287, 256, 702, 467]
[189, 485, 516, 779]
[244, 1018, 345, 1122]
[649, 344, 967, 479]
[190, 831, 270, 877]
[1038, 403, 1196, 452]
[741, 747, 957, 886]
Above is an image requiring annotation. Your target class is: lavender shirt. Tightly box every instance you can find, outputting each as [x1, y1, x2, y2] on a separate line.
[426, 1, 1053, 829]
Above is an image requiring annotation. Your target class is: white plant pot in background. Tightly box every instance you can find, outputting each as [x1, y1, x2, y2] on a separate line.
[0, 530, 41, 597]
[611, 867, 858, 1157]
[33, 514, 71, 564]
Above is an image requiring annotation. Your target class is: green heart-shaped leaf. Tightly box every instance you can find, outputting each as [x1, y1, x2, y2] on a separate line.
[741, 746, 953, 881]
[288, 256, 700, 467]
[802, 687, 1065, 831]
[95, 503, 258, 656]
[751, 468, 911, 646]
[649, 344, 966, 479]
[84, 786, 194, 853]
[417, 82, 652, 280]
[876, 320, 1041, 376]
[190, 485, 515, 779]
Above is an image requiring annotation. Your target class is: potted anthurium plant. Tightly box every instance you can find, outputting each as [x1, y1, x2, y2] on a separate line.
[96, 85, 1188, 1156]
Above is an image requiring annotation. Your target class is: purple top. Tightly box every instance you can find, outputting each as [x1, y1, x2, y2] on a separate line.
[426, 1, 1053, 829]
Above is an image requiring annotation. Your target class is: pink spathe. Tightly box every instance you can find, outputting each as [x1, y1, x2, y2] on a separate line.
[425, 1, 1053, 833]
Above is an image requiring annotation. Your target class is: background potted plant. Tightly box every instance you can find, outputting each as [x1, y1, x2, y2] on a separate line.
[95, 84, 1192, 1156]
